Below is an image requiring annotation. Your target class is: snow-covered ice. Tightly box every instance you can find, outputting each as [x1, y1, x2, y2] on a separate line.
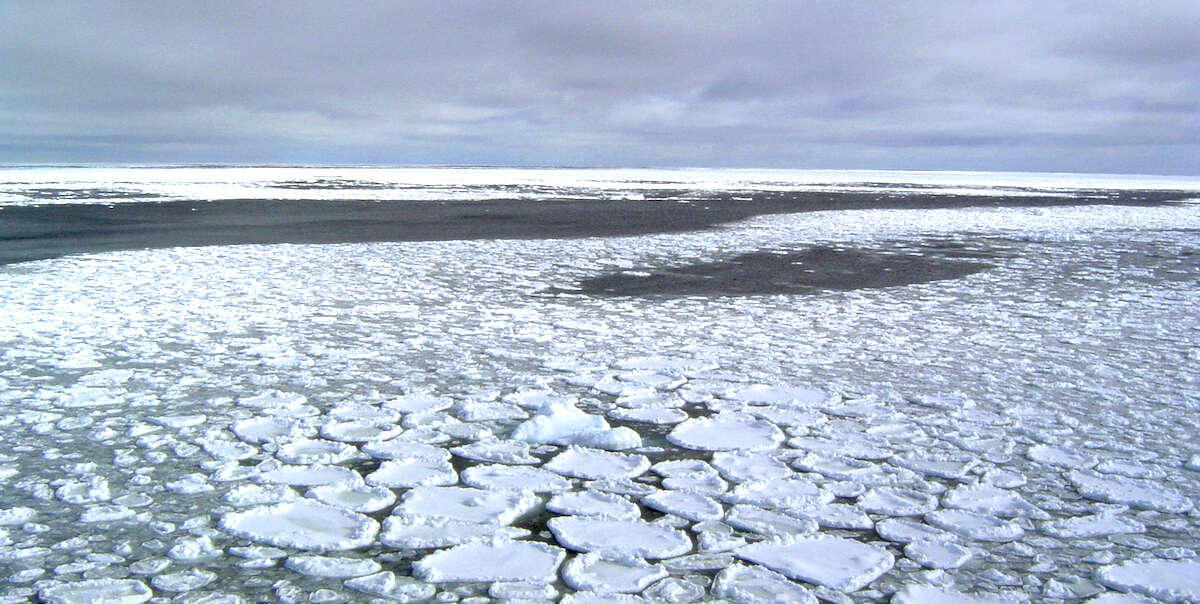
[548, 517, 693, 559]
[735, 536, 895, 592]
[413, 540, 566, 583]
[220, 501, 379, 551]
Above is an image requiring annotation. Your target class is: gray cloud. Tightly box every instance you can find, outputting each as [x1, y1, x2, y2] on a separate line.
[2, 0, 1198, 173]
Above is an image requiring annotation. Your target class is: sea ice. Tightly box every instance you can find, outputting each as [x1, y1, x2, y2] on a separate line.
[275, 439, 357, 465]
[362, 438, 451, 461]
[461, 463, 573, 492]
[220, 501, 379, 551]
[726, 384, 829, 407]
[1028, 444, 1099, 469]
[386, 394, 453, 414]
[1068, 470, 1194, 513]
[380, 516, 530, 549]
[365, 458, 457, 488]
[305, 483, 396, 513]
[548, 516, 692, 559]
[413, 540, 566, 583]
[608, 407, 688, 424]
[38, 579, 153, 604]
[725, 504, 819, 537]
[858, 486, 939, 516]
[942, 484, 1046, 519]
[562, 552, 667, 593]
[712, 563, 818, 604]
[451, 439, 541, 464]
[319, 420, 402, 443]
[667, 412, 783, 451]
[736, 535, 894, 592]
[545, 446, 650, 480]
[874, 518, 957, 544]
[723, 477, 833, 510]
[1096, 559, 1200, 603]
[1041, 513, 1146, 539]
[511, 398, 642, 450]
[395, 486, 538, 525]
[925, 509, 1025, 542]
[891, 584, 1022, 603]
[711, 451, 792, 483]
[546, 490, 642, 520]
[232, 417, 310, 444]
[257, 464, 362, 487]
[283, 555, 381, 578]
[904, 539, 974, 569]
[642, 489, 724, 521]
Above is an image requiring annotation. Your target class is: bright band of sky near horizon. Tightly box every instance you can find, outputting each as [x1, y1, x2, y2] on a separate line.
[2, 1, 1198, 174]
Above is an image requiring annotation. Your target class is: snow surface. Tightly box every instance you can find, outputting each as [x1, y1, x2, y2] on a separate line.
[2, 168, 1199, 601]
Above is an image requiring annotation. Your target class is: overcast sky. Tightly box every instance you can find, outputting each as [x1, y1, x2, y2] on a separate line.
[3, 1, 1198, 174]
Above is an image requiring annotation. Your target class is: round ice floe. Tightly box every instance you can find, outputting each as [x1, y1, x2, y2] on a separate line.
[858, 487, 939, 517]
[257, 464, 362, 487]
[798, 503, 873, 530]
[239, 391, 308, 409]
[667, 413, 783, 451]
[462, 464, 573, 493]
[80, 504, 136, 523]
[643, 490, 723, 521]
[306, 483, 395, 513]
[344, 571, 435, 601]
[725, 504, 819, 537]
[220, 501, 379, 551]
[547, 490, 641, 520]
[711, 451, 792, 483]
[396, 486, 538, 525]
[328, 404, 399, 423]
[275, 438, 357, 465]
[0, 507, 37, 525]
[503, 389, 572, 410]
[232, 417, 311, 444]
[225, 484, 298, 507]
[874, 518, 957, 544]
[713, 563, 817, 604]
[451, 439, 540, 465]
[548, 517, 692, 559]
[745, 405, 827, 428]
[891, 451, 979, 479]
[792, 453, 883, 482]
[511, 398, 642, 450]
[723, 478, 833, 511]
[413, 540, 566, 583]
[38, 579, 152, 604]
[789, 436, 891, 461]
[545, 447, 650, 480]
[456, 401, 528, 422]
[1041, 513, 1146, 539]
[904, 539, 974, 569]
[362, 438, 450, 461]
[320, 420, 402, 443]
[387, 394, 453, 414]
[925, 509, 1025, 542]
[380, 516, 529, 549]
[365, 458, 456, 488]
[1028, 444, 1099, 469]
[943, 484, 1045, 519]
[1096, 559, 1200, 603]
[726, 384, 829, 407]
[614, 355, 717, 375]
[151, 568, 216, 592]
[1068, 470, 1194, 514]
[607, 407, 688, 424]
[284, 555, 381, 578]
[892, 584, 1021, 603]
[735, 536, 894, 593]
[562, 552, 668, 593]
[199, 438, 258, 461]
[1095, 459, 1165, 479]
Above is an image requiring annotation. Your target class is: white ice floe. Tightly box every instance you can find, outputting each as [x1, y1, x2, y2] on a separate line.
[792, 453, 883, 482]
[642, 489, 724, 521]
[365, 458, 457, 488]
[220, 501, 379, 551]
[413, 540, 566, 583]
[712, 563, 818, 604]
[395, 486, 538, 525]
[942, 484, 1045, 519]
[723, 477, 833, 510]
[858, 486, 939, 517]
[275, 438, 357, 465]
[151, 569, 217, 592]
[562, 552, 667, 593]
[1041, 512, 1146, 539]
[1027, 444, 1099, 469]
[451, 439, 541, 464]
[789, 435, 891, 461]
[666, 412, 784, 451]
[362, 438, 451, 461]
[461, 463, 573, 492]
[874, 518, 957, 544]
[380, 516, 530, 549]
[925, 509, 1025, 542]
[38, 579, 153, 604]
[892, 584, 1022, 603]
[319, 420, 403, 443]
[343, 571, 436, 601]
[225, 484, 298, 507]
[306, 483, 396, 513]
[283, 555, 381, 578]
[1096, 559, 1200, 603]
[736, 535, 894, 592]
[548, 516, 692, 559]
[1068, 470, 1194, 513]
[607, 407, 688, 424]
[257, 464, 362, 487]
[725, 504, 819, 537]
[232, 417, 311, 444]
[547, 490, 642, 520]
[726, 384, 830, 407]
[386, 394, 453, 414]
[904, 539, 974, 569]
[796, 503, 873, 530]
[545, 446, 650, 480]
[511, 398, 642, 450]
[711, 451, 792, 483]
[891, 451, 979, 479]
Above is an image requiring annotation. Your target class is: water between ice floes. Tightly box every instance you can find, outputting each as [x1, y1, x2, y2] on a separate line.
[1, 181, 1199, 602]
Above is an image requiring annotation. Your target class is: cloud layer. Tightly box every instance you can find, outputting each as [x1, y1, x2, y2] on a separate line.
[3, 1, 1198, 173]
